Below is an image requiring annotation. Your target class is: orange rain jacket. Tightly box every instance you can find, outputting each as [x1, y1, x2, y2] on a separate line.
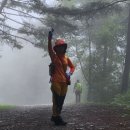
[48, 43, 75, 83]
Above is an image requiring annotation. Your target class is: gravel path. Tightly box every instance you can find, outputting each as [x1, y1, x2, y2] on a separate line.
[0, 104, 130, 130]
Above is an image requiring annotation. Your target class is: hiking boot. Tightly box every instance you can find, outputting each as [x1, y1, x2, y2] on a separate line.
[51, 116, 55, 122]
[51, 116, 67, 126]
[58, 116, 67, 126]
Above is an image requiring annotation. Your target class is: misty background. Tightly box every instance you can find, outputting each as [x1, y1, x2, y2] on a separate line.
[0, 43, 84, 105]
[0, 0, 130, 107]
[0, 0, 88, 105]
[0, 43, 51, 105]
[0, 42, 86, 105]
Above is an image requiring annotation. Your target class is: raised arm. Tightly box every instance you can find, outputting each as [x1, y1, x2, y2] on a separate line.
[48, 29, 55, 61]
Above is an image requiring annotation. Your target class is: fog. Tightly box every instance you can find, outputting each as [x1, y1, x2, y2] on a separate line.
[0, 44, 50, 105]
[0, 43, 80, 105]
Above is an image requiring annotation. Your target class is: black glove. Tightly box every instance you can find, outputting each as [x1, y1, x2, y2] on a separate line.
[48, 28, 54, 40]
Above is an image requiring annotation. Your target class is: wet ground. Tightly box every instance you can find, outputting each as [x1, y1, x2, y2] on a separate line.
[0, 104, 130, 130]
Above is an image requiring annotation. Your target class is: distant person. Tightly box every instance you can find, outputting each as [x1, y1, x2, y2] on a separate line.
[48, 29, 75, 126]
[74, 80, 82, 104]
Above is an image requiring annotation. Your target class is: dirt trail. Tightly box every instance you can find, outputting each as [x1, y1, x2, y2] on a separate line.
[0, 104, 130, 130]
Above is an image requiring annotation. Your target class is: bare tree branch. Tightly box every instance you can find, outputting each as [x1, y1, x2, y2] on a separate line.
[1, 13, 37, 29]
[0, 28, 35, 44]
[2, 0, 127, 17]
[0, 13, 46, 37]
[2, 11, 40, 18]
[0, 23, 20, 32]
[4, 6, 44, 23]
[30, 0, 128, 16]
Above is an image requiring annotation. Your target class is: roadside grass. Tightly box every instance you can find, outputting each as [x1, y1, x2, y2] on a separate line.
[0, 104, 15, 110]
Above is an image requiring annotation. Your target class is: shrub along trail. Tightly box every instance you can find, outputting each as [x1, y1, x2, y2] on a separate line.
[0, 104, 130, 130]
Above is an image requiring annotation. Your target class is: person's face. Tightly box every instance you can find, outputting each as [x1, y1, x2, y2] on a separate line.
[55, 46, 66, 54]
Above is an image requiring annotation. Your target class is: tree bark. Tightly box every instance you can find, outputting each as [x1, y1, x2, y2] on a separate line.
[86, 21, 93, 101]
[102, 44, 108, 76]
[121, 5, 130, 93]
[0, 0, 8, 14]
[75, 41, 89, 84]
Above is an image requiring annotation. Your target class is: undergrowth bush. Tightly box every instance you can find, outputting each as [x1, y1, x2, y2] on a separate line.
[112, 90, 130, 107]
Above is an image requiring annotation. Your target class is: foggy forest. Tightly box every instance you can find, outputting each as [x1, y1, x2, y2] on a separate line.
[0, 0, 130, 129]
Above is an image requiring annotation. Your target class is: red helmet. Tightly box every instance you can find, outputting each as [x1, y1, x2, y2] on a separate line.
[53, 38, 67, 51]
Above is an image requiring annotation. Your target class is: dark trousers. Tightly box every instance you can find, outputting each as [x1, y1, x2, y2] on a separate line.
[75, 93, 81, 103]
[51, 82, 68, 116]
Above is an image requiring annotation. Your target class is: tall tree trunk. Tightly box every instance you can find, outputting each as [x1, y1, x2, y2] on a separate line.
[0, 0, 8, 14]
[86, 21, 93, 101]
[88, 27, 92, 87]
[102, 44, 108, 76]
[121, 5, 130, 93]
[75, 42, 88, 84]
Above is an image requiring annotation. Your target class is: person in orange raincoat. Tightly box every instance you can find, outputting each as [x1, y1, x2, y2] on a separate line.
[48, 29, 75, 126]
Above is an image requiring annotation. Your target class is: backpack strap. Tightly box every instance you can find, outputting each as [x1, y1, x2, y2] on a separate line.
[57, 56, 70, 85]
[57, 56, 66, 74]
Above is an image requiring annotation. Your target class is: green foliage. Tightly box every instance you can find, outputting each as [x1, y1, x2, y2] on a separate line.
[112, 90, 130, 107]
[83, 14, 127, 103]
[0, 104, 15, 110]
